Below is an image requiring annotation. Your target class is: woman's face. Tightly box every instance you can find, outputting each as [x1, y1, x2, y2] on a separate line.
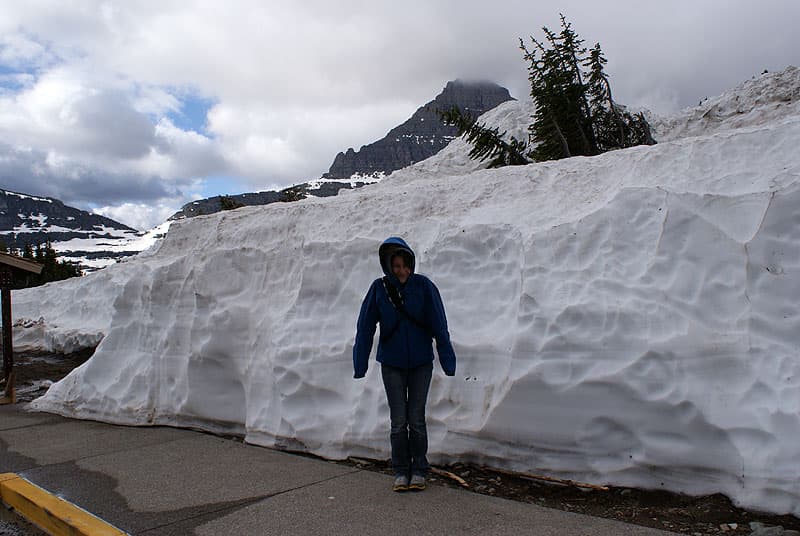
[392, 256, 411, 284]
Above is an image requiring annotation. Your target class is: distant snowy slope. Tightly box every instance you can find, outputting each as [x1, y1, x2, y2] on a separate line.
[46, 220, 172, 271]
[12, 67, 800, 516]
[0, 188, 170, 271]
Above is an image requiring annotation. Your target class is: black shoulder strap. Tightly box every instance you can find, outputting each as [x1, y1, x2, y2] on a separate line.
[382, 276, 404, 309]
[381, 277, 431, 336]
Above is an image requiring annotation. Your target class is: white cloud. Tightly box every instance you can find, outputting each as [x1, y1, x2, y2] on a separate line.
[0, 0, 798, 227]
[0, 32, 53, 68]
[206, 99, 419, 183]
[0, 62, 226, 212]
[93, 200, 184, 231]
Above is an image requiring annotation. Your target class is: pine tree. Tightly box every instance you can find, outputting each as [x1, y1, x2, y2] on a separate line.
[10, 242, 81, 289]
[521, 15, 656, 162]
[524, 44, 573, 161]
[585, 43, 656, 150]
[585, 43, 624, 150]
[440, 15, 656, 167]
[219, 195, 245, 211]
[628, 111, 656, 146]
[279, 186, 306, 202]
[552, 16, 597, 154]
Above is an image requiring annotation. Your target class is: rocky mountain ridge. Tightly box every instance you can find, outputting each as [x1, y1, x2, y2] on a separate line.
[169, 180, 361, 220]
[325, 79, 513, 179]
[0, 189, 136, 248]
[0, 188, 164, 271]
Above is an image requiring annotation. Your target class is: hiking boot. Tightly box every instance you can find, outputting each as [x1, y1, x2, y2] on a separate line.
[409, 474, 426, 490]
[392, 475, 409, 492]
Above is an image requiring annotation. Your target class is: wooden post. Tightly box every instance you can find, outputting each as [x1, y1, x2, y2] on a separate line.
[1, 269, 14, 404]
[2, 287, 12, 378]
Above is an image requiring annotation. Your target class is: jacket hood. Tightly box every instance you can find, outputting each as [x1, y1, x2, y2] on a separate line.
[379, 237, 416, 279]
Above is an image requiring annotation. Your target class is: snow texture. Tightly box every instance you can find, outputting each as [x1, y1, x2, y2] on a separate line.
[12, 67, 800, 516]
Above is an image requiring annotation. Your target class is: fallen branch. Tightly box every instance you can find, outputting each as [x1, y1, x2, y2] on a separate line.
[430, 467, 469, 488]
[492, 467, 608, 491]
[347, 457, 374, 466]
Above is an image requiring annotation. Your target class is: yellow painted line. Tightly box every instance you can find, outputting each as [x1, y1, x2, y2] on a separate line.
[0, 473, 128, 536]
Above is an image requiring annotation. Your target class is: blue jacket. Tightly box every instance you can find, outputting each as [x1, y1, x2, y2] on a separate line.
[353, 237, 457, 378]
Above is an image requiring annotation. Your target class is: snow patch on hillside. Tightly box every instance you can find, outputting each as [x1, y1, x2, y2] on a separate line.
[0, 189, 53, 203]
[51, 221, 172, 271]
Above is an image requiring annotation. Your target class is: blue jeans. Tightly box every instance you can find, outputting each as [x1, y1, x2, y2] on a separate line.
[381, 362, 433, 478]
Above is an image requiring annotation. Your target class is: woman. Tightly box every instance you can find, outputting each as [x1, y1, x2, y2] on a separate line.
[353, 237, 456, 492]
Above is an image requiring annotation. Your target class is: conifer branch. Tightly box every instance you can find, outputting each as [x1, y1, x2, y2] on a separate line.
[439, 108, 531, 168]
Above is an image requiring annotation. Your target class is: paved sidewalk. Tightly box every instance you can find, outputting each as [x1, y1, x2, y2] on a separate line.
[1, 405, 676, 535]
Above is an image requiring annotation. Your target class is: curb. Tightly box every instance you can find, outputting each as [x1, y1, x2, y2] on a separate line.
[0, 473, 127, 536]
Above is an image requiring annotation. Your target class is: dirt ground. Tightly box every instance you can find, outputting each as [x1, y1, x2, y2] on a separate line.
[5, 349, 94, 403]
[6, 349, 800, 535]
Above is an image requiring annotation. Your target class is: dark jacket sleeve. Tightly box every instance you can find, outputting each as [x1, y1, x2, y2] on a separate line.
[426, 279, 456, 376]
[353, 280, 379, 378]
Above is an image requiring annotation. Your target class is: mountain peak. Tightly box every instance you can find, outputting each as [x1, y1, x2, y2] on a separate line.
[325, 79, 513, 180]
[443, 78, 509, 91]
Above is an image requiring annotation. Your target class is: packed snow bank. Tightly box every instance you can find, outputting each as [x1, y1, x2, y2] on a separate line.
[650, 66, 800, 141]
[13, 67, 800, 516]
[12, 243, 166, 354]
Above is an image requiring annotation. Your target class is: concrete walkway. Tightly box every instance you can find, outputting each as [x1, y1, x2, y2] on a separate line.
[1, 405, 676, 535]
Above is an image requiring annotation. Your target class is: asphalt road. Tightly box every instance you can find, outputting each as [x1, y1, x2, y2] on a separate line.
[0, 405, 676, 535]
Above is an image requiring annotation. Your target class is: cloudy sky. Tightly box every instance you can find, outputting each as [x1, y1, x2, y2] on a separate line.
[0, 1, 797, 229]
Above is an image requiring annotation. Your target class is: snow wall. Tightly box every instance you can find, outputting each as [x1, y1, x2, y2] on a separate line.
[13, 67, 800, 516]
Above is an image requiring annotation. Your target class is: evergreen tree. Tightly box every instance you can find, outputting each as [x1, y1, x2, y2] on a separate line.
[585, 44, 656, 149]
[524, 46, 574, 162]
[9, 242, 81, 289]
[440, 15, 655, 167]
[279, 186, 306, 202]
[522, 19, 597, 161]
[585, 43, 624, 150]
[439, 108, 530, 168]
[559, 15, 595, 144]
[520, 15, 656, 162]
[219, 195, 245, 211]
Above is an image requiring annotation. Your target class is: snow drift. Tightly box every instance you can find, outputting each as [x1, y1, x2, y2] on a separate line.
[13, 67, 800, 516]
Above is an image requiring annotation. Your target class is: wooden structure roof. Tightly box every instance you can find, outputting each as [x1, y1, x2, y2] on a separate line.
[0, 251, 43, 274]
